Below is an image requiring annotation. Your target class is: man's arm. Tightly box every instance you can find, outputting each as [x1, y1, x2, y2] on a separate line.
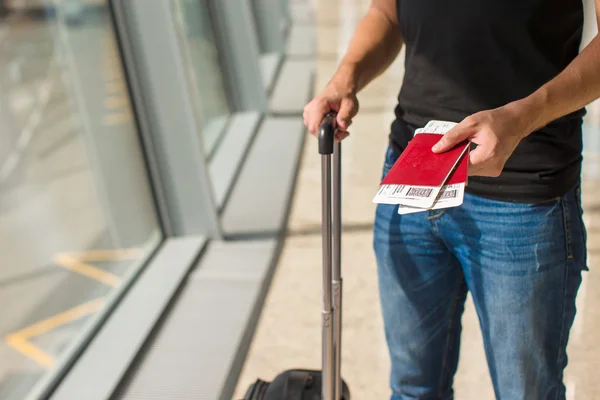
[332, 0, 403, 94]
[518, 13, 600, 133]
[433, 0, 600, 177]
[303, 0, 403, 137]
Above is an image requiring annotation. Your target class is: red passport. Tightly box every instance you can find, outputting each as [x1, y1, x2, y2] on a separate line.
[381, 134, 469, 187]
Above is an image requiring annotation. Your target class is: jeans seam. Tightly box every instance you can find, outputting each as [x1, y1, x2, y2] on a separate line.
[561, 197, 574, 260]
[575, 184, 589, 271]
[556, 191, 575, 400]
[555, 257, 570, 400]
[438, 278, 464, 397]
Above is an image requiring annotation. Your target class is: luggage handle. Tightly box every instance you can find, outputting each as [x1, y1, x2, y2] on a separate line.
[318, 112, 337, 155]
[318, 112, 343, 400]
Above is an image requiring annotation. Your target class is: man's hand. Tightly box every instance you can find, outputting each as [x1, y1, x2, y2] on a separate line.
[303, 0, 402, 140]
[303, 78, 359, 142]
[431, 105, 531, 177]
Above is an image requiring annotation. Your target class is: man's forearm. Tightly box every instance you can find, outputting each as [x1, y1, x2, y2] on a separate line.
[514, 34, 600, 136]
[330, 6, 403, 94]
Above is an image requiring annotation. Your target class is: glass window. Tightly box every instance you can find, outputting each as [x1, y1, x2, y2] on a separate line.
[0, 2, 160, 399]
[172, 0, 231, 158]
[250, 0, 287, 54]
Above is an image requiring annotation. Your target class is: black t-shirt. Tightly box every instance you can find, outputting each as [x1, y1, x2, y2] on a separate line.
[390, 0, 585, 203]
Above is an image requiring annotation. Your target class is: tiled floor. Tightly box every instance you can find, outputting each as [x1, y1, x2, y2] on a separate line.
[234, 1, 600, 399]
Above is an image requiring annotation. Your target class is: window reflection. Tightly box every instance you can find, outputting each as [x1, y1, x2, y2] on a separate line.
[172, 0, 231, 157]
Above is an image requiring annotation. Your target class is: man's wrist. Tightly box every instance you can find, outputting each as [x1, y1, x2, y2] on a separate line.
[329, 62, 359, 94]
[507, 89, 553, 139]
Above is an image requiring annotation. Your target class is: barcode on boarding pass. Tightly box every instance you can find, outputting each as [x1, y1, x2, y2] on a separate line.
[406, 187, 434, 198]
[440, 190, 457, 199]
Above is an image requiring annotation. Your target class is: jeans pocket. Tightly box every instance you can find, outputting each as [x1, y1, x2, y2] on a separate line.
[381, 146, 399, 180]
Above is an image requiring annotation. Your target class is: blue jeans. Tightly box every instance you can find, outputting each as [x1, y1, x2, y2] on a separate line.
[373, 146, 588, 400]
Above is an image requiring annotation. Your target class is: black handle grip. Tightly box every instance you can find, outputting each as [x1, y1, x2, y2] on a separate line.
[318, 112, 337, 155]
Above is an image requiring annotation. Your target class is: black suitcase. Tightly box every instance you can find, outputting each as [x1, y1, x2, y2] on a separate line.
[242, 113, 350, 400]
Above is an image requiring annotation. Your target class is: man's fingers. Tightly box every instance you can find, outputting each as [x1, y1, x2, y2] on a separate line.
[466, 146, 486, 176]
[335, 130, 350, 142]
[305, 100, 332, 134]
[467, 146, 502, 177]
[336, 97, 358, 131]
[303, 93, 357, 143]
[431, 127, 471, 153]
[467, 160, 484, 176]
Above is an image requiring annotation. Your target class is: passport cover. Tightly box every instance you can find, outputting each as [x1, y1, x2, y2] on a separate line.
[381, 134, 469, 187]
[445, 150, 468, 185]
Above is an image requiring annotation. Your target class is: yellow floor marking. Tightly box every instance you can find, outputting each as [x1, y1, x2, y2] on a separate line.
[104, 95, 128, 109]
[4, 335, 54, 369]
[103, 112, 132, 126]
[61, 248, 142, 261]
[104, 64, 123, 81]
[4, 298, 105, 369]
[7, 247, 142, 366]
[54, 254, 121, 287]
[10, 298, 105, 338]
[104, 71, 123, 82]
[105, 80, 125, 93]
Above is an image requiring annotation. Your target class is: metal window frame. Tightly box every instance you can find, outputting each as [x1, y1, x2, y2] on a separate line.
[108, 0, 223, 239]
[209, 0, 269, 112]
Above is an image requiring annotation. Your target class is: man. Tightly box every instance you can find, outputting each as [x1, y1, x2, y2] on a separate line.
[303, 0, 598, 399]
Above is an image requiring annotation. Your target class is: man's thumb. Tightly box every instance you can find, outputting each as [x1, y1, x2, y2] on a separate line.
[431, 129, 465, 153]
